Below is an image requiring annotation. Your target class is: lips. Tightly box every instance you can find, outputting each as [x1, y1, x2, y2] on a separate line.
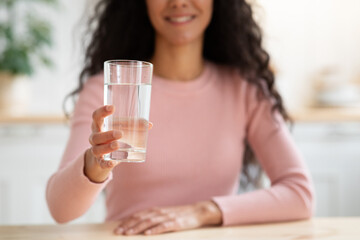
[165, 15, 196, 23]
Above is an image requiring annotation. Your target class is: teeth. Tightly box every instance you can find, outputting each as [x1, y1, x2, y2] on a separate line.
[168, 16, 193, 23]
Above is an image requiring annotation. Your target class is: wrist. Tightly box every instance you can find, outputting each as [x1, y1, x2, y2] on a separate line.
[84, 149, 111, 183]
[196, 200, 223, 226]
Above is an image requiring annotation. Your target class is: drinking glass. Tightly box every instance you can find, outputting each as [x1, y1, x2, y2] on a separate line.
[103, 60, 153, 162]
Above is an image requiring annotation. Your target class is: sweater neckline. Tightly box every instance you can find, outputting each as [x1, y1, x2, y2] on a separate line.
[151, 61, 215, 94]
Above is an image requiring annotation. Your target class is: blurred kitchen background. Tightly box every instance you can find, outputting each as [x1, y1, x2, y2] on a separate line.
[0, 0, 359, 225]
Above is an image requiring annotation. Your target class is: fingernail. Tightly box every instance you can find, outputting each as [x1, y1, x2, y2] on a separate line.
[115, 227, 124, 235]
[106, 105, 113, 111]
[111, 141, 119, 149]
[113, 131, 122, 138]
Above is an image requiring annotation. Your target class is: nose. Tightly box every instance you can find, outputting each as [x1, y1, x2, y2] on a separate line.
[169, 0, 189, 9]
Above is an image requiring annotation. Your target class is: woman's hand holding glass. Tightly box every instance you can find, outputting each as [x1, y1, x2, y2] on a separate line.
[84, 105, 152, 183]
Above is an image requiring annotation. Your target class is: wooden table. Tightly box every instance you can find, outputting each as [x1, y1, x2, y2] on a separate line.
[0, 218, 359, 240]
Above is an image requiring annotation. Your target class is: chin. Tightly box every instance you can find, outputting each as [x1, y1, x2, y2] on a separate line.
[167, 34, 201, 46]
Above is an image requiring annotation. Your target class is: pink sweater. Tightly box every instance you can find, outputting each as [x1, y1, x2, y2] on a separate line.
[46, 62, 314, 225]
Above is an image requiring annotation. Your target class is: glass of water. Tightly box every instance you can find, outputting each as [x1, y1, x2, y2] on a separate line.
[103, 60, 153, 162]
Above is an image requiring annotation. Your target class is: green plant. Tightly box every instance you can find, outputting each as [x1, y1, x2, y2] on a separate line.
[0, 0, 57, 76]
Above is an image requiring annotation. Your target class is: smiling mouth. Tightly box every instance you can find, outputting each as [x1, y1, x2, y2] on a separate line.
[165, 15, 196, 23]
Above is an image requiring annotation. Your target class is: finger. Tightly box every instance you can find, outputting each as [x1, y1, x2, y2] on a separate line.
[96, 157, 119, 169]
[144, 220, 178, 235]
[149, 122, 153, 130]
[124, 216, 168, 235]
[108, 149, 129, 160]
[91, 141, 121, 157]
[115, 217, 141, 235]
[115, 209, 159, 235]
[92, 105, 114, 132]
[119, 209, 167, 235]
[89, 130, 122, 145]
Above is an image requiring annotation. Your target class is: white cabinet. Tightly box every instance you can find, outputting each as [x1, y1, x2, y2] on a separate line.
[292, 122, 360, 217]
[0, 124, 105, 225]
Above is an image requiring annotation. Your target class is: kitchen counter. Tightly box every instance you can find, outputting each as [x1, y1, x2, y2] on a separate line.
[0, 218, 359, 240]
[0, 114, 67, 124]
[291, 107, 360, 122]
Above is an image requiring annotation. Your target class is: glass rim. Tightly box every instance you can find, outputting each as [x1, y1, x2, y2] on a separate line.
[104, 59, 153, 68]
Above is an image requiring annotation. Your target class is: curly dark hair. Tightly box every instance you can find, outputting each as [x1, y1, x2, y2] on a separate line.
[65, 0, 291, 188]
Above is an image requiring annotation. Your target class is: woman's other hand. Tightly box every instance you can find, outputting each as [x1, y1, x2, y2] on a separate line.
[84, 105, 153, 183]
[114, 201, 222, 235]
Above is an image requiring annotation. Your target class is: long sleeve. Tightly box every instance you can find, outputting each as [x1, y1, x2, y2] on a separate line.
[46, 74, 112, 223]
[213, 81, 315, 226]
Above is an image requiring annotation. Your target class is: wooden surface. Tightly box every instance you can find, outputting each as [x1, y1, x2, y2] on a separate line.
[0, 218, 359, 240]
[0, 114, 67, 124]
[291, 107, 360, 122]
[1, 107, 360, 124]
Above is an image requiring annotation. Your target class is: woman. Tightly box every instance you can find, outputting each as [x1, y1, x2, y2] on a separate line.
[46, 0, 314, 236]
